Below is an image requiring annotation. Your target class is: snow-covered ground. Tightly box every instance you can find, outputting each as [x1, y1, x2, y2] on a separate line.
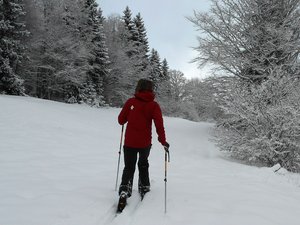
[1, 95, 300, 225]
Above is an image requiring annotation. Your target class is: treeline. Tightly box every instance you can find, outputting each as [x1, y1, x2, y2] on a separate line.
[0, 0, 222, 121]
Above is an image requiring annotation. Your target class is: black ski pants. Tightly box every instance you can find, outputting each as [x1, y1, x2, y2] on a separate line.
[119, 145, 151, 196]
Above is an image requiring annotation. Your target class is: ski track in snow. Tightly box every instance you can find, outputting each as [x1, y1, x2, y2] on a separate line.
[1, 95, 300, 225]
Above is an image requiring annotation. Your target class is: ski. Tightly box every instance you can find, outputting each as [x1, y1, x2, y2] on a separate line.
[116, 190, 148, 214]
[139, 185, 150, 201]
[140, 191, 147, 201]
[116, 192, 127, 213]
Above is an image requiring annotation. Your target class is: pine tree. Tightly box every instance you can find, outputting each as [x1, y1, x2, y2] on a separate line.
[159, 58, 171, 98]
[97, 7, 105, 25]
[23, 0, 87, 101]
[134, 13, 149, 53]
[122, 6, 140, 58]
[122, 7, 147, 76]
[156, 58, 172, 113]
[84, 1, 110, 106]
[0, 0, 27, 95]
[161, 58, 169, 80]
[109, 6, 148, 97]
[149, 48, 162, 89]
[103, 14, 139, 106]
[134, 13, 149, 70]
[123, 6, 134, 35]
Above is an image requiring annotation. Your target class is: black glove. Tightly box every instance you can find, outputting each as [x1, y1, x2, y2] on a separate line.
[163, 142, 170, 152]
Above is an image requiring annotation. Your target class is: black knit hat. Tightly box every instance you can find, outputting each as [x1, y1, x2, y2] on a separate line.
[135, 79, 153, 93]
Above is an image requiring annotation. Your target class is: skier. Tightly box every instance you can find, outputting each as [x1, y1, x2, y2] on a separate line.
[117, 79, 169, 211]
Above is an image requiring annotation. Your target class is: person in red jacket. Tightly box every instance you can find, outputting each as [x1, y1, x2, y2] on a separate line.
[118, 79, 169, 198]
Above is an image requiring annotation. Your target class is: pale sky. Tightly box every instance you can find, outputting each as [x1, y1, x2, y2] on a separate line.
[97, 0, 212, 79]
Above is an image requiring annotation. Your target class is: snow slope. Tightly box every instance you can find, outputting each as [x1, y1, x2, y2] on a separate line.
[1, 95, 300, 225]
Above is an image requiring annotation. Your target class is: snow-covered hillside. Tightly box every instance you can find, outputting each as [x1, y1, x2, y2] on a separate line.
[1, 95, 300, 225]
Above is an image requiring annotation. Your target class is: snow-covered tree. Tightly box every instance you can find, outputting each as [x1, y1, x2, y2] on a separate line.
[157, 58, 171, 98]
[134, 13, 149, 54]
[168, 70, 187, 102]
[185, 77, 221, 121]
[97, 7, 105, 24]
[134, 12, 150, 71]
[216, 71, 300, 172]
[148, 48, 162, 88]
[190, 0, 300, 171]
[102, 14, 138, 106]
[0, 0, 28, 95]
[189, 0, 300, 83]
[156, 58, 171, 112]
[20, 0, 110, 105]
[123, 6, 134, 33]
[102, 8, 153, 106]
[122, 7, 149, 78]
[167, 70, 199, 120]
[83, 0, 110, 106]
[161, 59, 169, 79]
[122, 6, 139, 58]
[21, 0, 86, 100]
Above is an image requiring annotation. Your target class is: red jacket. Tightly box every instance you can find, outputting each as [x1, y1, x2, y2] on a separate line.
[118, 91, 166, 148]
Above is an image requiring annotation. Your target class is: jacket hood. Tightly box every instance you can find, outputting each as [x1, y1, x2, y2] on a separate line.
[134, 91, 155, 102]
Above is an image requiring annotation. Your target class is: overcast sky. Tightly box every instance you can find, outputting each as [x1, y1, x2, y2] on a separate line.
[97, 0, 212, 79]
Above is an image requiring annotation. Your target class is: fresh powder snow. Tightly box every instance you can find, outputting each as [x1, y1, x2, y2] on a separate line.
[1, 95, 300, 225]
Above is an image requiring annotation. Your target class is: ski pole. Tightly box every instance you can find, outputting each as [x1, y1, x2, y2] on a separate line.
[164, 147, 170, 214]
[115, 125, 124, 191]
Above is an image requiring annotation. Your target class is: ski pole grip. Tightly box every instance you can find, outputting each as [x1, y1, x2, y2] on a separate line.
[165, 149, 170, 162]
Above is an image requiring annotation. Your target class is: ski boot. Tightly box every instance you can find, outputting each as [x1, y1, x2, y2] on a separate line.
[138, 185, 150, 200]
[117, 191, 128, 213]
